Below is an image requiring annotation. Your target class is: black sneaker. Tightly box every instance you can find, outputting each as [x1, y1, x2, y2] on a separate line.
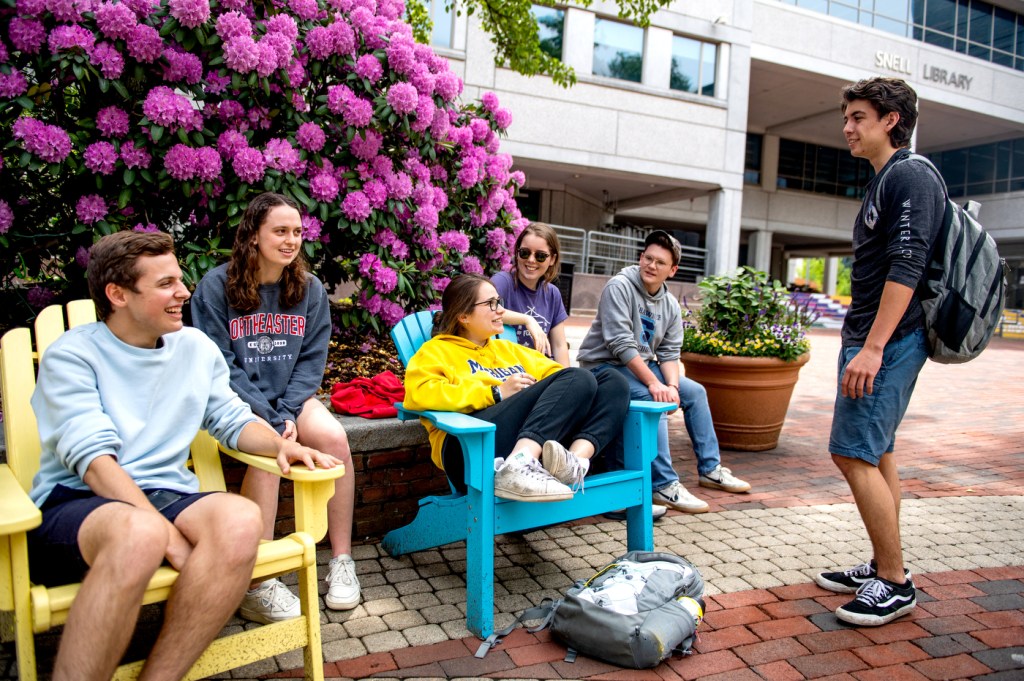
[815, 560, 912, 594]
[835, 577, 916, 626]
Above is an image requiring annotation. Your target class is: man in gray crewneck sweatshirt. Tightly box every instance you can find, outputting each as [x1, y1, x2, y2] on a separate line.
[578, 231, 751, 514]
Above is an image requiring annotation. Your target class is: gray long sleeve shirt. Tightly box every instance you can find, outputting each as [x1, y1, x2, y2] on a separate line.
[191, 264, 331, 434]
[576, 265, 683, 368]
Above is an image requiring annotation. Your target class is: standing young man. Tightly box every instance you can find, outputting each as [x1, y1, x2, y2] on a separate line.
[815, 77, 945, 626]
[577, 230, 750, 514]
[27, 231, 341, 680]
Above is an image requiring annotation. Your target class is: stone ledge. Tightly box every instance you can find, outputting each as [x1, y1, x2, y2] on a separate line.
[335, 413, 428, 453]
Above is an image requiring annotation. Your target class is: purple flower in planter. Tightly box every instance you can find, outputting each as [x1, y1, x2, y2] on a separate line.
[0, 200, 13, 234]
[168, 0, 210, 28]
[10, 18, 47, 53]
[96, 2, 137, 39]
[232, 147, 266, 183]
[120, 140, 151, 168]
[89, 41, 125, 78]
[296, 122, 326, 152]
[75, 194, 108, 223]
[127, 24, 163, 63]
[342, 190, 371, 221]
[84, 141, 118, 175]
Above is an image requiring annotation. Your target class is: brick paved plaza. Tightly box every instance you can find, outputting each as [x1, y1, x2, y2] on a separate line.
[3, 326, 1022, 680]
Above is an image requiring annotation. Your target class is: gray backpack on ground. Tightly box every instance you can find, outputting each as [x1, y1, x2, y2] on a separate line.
[477, 550, 705, 669]
[874, 154, 1008, 364]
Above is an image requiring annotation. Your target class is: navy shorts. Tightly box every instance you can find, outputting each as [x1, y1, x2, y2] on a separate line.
[829, 329, 928, 466]
[27, 485, 213, 587]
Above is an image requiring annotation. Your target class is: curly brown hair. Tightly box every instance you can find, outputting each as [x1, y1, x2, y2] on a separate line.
[226, 192, 308, 312]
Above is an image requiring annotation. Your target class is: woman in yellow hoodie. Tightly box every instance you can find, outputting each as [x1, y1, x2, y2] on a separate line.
[404, 274, 630, 501]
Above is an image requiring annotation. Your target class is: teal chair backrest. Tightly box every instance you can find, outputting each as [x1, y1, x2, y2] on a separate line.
[390, 310, 517, 367]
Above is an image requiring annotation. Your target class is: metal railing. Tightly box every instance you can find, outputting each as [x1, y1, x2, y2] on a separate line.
[550, 224, 707, 282]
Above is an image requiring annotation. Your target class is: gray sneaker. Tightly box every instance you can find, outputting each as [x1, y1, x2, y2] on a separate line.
[494, 455, 573, 502]
[542, 440, 588, 491]
[239, 578, 300, 624]
[699, 465, 751, 493]
[325, 554, 361, 610]
[653, 480, 709, 513]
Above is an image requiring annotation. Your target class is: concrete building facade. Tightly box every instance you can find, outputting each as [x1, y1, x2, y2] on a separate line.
[430, 0, 1024, 308]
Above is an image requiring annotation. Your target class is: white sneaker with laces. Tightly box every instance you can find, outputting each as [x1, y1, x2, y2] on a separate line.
[541, 440, 589, 492]
[239, 578, 300, 624]
[699, 464, 751, 493]
[653, 480, 709, 513]
[325, 554, 361, 610]
[494, 452, 573, 502]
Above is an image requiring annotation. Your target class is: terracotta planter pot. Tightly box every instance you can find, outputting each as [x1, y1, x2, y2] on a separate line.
[680, 351, 810, 452]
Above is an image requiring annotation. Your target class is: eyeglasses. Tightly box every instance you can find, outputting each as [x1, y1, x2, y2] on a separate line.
[517, 248, 553, 263]
[473, 297, 504, 312]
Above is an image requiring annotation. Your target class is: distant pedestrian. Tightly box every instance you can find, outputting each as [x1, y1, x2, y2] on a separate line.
[815, 77, 944, 626]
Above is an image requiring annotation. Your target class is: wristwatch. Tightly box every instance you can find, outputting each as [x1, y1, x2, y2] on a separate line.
[491, 385, 503, 403]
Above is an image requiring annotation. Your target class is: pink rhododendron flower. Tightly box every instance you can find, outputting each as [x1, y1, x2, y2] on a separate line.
[354, 54, 382, 82]
[133, 222, 159, 232]
[127, 24, 163, 62]
[0, 70, 28, 98]
[301, 214, 322, 241]
[493, 108, 513, 130]
[96, 106, 130, 137]
[142, 86, 196, 129]
[163, 48, 203, 84]
[89, 41, 125, 78]
[194, 146, 222, 181]
[265, 13, 299, 41]
[371, 263, 398, 294]
[84, 141, 118, 174]
[95, 1, 137, 39]
[76, 194, 108, 223]
[330, 20, 357, 55]
[224, 35, 260, 73]
[164, 144, 198, 180]
[27, 286, 56, 310]
[215, 11, 251, 40]
[296, 122, 326, 152]
[75, 246, 90, 268]
[48, 24, 96, 52]
[9, 18, 47, 53]
[386, 82, 417, 115]
[309, 173, 340, 202]
[434, 71, 462, 101]
[462, 255, 483, 275]
[264, 138, 301, 173]
[414, 205, 439, 231]
[13, 118, 72, 162]
[46, 0, 81, 22]
[232, 146, 265, 183]
[120, 140, 151, 168]
[342, 190, 371, 221]
[350, 129, 382, 161]
[289, 0, 319, 20]
[168, 0, 210, 29]
[0, 200, 13, 234]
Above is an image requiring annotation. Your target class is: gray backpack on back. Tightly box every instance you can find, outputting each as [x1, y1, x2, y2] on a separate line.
[874, 154, 1008, 364]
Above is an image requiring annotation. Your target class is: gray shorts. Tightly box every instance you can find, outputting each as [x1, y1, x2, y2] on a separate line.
[829, 329, 928, 466]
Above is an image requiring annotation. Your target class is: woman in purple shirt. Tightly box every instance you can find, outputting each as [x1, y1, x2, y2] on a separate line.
[491, 223, 570, 366]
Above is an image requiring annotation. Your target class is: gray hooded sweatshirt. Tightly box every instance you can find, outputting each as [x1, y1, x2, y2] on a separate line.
[577, 265, 683, 368]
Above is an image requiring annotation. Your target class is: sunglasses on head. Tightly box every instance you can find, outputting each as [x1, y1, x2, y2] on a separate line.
[517, 248, 553, 263]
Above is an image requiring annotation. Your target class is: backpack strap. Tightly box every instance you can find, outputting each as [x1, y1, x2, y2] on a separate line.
[473, 599, 559, 658]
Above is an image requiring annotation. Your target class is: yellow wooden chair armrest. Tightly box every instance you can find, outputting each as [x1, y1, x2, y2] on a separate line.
[0, 464, 41, 535]
[219, 448, 344, 543]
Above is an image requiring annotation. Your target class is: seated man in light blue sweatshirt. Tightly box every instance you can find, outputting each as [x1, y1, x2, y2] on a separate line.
[577, 230, 751, 514]
[27, 231, 342, 681]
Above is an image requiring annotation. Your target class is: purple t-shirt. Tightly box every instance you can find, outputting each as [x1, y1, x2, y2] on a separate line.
[492, 270, 568, 351]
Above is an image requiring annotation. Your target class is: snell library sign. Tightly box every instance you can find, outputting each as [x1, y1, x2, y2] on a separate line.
[874, 51, 974, 91]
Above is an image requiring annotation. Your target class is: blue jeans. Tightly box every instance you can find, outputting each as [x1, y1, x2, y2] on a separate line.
[596, 362, 722, 491]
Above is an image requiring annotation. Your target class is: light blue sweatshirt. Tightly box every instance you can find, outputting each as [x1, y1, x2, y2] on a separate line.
[29, 322, 256, 506]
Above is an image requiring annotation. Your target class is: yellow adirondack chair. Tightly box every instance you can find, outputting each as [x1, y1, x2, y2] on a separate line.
[0, 300, 343, 681]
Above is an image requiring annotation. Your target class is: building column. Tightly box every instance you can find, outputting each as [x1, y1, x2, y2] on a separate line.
[762, 135, 779, 192]
[705, 188, 742, 275]
[748, 230, 773, 272]
[823, 256, 839, 296]
[562, 8, 595, 77]
[642, 26, 672, 89]
[786, 258, 799, 285]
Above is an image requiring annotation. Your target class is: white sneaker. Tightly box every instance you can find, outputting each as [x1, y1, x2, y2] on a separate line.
[494, 453, 573, 502]
[325, 554, 361, 610]
[699, 464, 751, 493]
[603, 504, 667, 521]
[239, 578, 300, 624]
[541, 440, 589, 491]
[653, 480, 709, 514]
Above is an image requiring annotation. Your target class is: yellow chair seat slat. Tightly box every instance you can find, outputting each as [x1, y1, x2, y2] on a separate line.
[0, 302, 331, 681]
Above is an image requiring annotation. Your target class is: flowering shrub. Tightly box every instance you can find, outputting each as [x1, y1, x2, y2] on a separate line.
[682, 267, 818, 362]
[0, 0, 526, 331]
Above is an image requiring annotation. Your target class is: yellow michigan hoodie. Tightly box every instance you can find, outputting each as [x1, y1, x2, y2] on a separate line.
[404, 333, 563, 469]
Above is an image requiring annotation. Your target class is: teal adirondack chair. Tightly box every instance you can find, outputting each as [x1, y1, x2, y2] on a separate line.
[383, 310, 672, 639]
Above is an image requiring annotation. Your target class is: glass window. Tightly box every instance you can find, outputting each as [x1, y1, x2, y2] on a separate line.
[429, 0, 453, 48]
[830, 1, 858, 23]
[670, 36, 700, 93]
[700, 41, 717, 96]
[993, 7, 1016, 52]
[927, 0, 958, 34]
[593, 18, 643, 83]
[776, 138, 872, 198]
[970, 2, 992, 44]
[531, 5, 565, 61]
[796, 0, 828, 12]
[745, 134, 763, 185]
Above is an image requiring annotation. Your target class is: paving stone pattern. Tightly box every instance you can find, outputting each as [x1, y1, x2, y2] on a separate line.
[2, 328, 1022, 680]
